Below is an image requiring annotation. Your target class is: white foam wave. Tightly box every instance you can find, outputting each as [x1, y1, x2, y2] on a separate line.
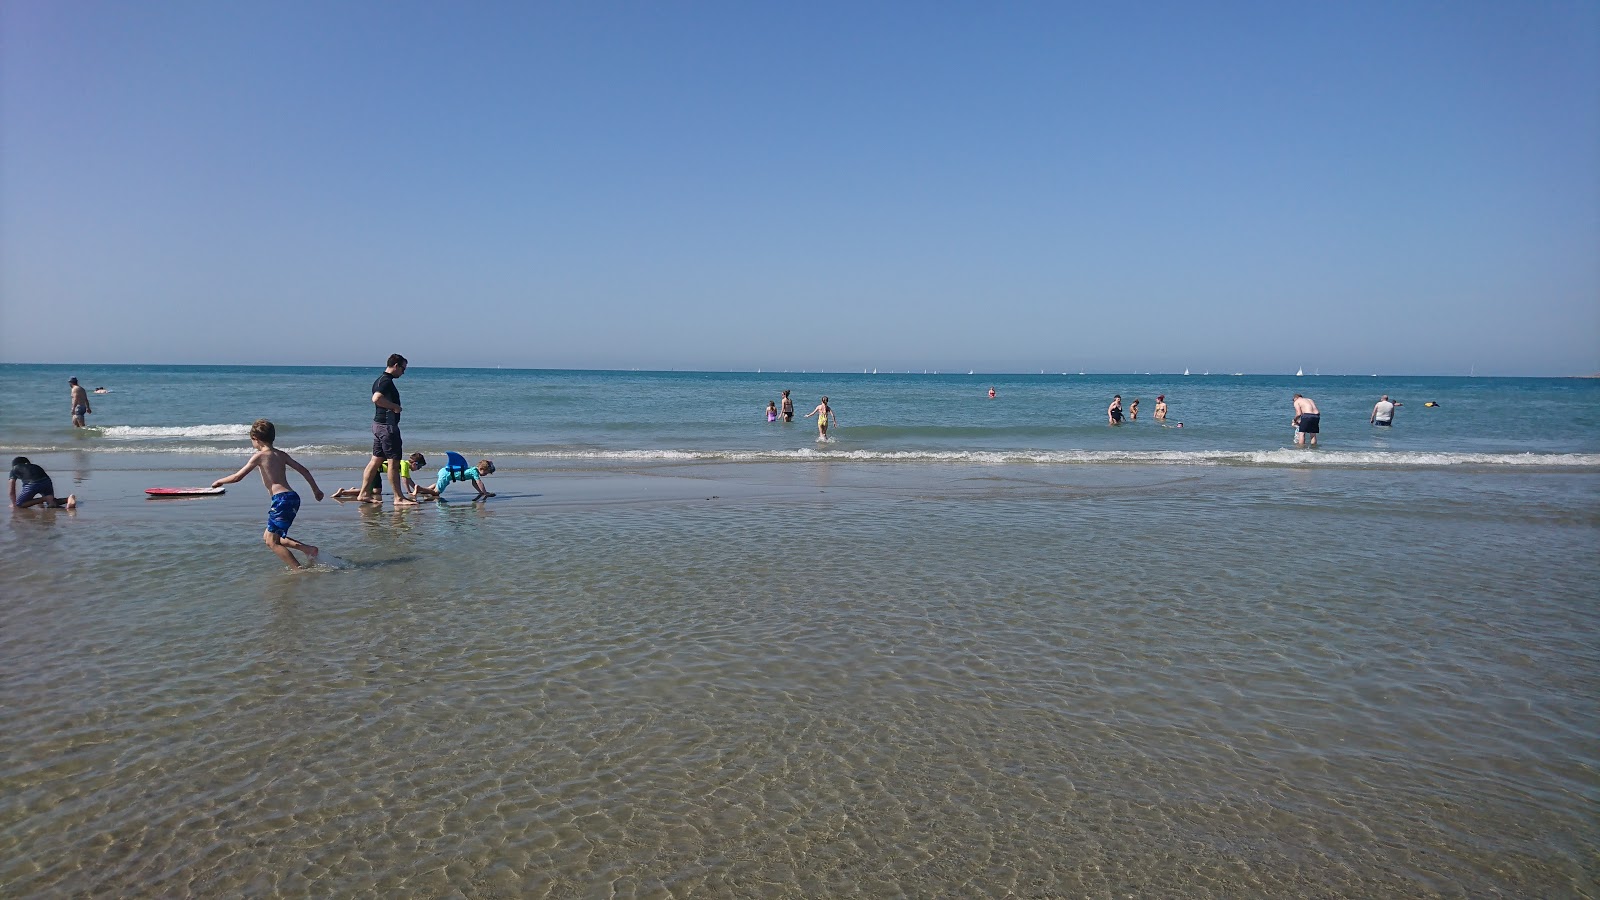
[499, 448, 1600, 469]
[0, 443, 350, 456]
[97, 424, 252, 440]
[2, 443, 1596, 469]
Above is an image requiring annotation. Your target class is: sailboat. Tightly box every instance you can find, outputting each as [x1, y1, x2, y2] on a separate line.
[1296, 367, 1304, 376]
[1183, 368, 1190, 376]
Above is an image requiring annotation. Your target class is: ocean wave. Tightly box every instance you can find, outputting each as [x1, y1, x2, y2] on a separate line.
[95, 424, 252, 440]
[499, 448, 1600, 469]
[0, 443, 348, 456]
[1, 443, 1596, 469]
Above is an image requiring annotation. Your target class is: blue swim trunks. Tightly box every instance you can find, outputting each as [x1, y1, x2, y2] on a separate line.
[14, 479, 53, 506]
[266, 490, 301, 537]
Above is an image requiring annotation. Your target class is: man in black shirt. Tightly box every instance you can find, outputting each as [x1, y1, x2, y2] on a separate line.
[357, 354, 417, 505]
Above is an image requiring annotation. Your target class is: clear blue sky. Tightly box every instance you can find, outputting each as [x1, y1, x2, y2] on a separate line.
[3, 1, 1596, 375]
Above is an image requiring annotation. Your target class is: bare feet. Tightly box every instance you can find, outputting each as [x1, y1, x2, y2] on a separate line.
[65, 495, 77, 509]
[306, 546, 320, 565]
[393, 497, 418, 507]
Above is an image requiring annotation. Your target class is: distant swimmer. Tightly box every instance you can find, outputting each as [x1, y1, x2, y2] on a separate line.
[1154, 395, 1167, 422]
[1424, 401, 1441, 408]
[68, 377, 91, 428]
[781, 390, 795, 423]
[1108, 394, 1123, 425]
[1292, 393, 1320, 447]
[1128, 398, 1140, 421]
[1370, 395, 1401, 427]
[767, 401, 778, 422]
[805, 396, 837, 440]
[988, 387, 996, 399]
[93, 386, 109, 394]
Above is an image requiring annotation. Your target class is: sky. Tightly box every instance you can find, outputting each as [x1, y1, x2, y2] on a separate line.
[2, 1, 1596, 376]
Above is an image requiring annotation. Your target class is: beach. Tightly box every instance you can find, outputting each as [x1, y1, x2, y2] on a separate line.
[3, 366, 1598, 895]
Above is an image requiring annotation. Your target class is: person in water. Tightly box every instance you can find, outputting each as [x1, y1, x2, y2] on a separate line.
[433, 458, 496, 501]
[780, 390, 795, 423]
[211, 419, 324, 569]
[9, 457, 76, 509]
[333, 452, 427, 501]
[988, 387, 996, 399]
[1154, 395, 1168, 421]
[1370, 395, 1401, 427]
[358, 354, 416, 506]
[805, 397, 837, 440]
[69, 378, 91, 428]
[1128, 398, 1140, 421]
[1108, 395, 1124, 425]
[1293, 393, 1321, 447]
[767, 401, 778, 422]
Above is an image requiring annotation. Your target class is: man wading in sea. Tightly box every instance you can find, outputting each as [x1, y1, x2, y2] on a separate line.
[1293, 393, 1321, 447]
[358, 354, 417, 506]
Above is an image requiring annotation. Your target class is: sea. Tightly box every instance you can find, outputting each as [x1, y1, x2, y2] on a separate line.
[2, 363, 1597, 897]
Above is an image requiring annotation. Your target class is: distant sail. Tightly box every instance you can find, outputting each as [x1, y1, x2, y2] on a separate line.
[1296, 368, 1304, 376]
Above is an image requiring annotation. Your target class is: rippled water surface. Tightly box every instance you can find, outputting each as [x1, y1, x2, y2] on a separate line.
[3, 462, 1597, 897]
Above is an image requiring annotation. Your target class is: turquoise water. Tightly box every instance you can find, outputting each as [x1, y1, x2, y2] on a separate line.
[2, 364, 1597, 895]
[3, 364, 1598, 464]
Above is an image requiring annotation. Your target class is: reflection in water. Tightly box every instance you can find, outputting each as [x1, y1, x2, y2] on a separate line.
[0, 467, 1595, 896]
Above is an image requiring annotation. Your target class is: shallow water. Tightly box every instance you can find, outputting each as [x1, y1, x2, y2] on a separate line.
[3, 461, 1596, 896]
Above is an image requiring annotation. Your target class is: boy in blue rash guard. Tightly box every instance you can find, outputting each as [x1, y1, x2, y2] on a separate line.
[431, 458, 496, 501]
[9, 457, 76, 509]
[212, 419, 325, 569]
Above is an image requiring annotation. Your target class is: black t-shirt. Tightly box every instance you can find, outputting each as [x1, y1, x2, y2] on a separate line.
[372, 372, 401, 426]
[9, 462, 47, 483]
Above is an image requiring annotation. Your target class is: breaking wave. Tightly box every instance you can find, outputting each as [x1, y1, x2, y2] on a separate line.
[96, 424, 252, 440]
[496, 448, 1600, 469]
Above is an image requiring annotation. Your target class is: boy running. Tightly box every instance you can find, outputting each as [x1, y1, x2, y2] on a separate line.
[212, 419, 325, 569]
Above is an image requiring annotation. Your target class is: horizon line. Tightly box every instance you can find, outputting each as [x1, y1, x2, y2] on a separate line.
[2, 362, 1595, 379]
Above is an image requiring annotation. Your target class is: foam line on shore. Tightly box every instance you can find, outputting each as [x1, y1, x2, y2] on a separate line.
[5, 443, 1597, 469]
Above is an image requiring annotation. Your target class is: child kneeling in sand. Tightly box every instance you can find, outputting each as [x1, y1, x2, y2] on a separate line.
[9, 457, 76, 509]
[212, 419, 325, 569]
[333, 452, 427, 501]
[432, 458, 495, 501]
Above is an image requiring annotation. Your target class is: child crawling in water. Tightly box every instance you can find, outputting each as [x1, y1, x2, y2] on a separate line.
[429, 458, 496, 501]
[332, 452, 427, 501]
[212, 419, 324, 569]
